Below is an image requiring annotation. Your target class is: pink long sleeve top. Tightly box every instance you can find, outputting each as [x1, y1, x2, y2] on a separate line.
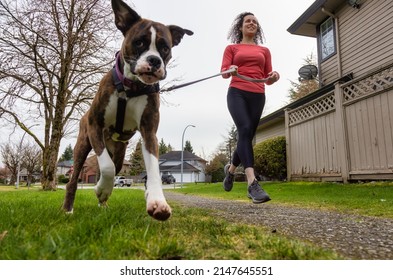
[221, 44, 273, 93]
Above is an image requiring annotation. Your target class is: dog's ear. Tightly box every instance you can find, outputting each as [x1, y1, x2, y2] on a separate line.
[111, 0, 141, 35]
[167, 26, 193, 47]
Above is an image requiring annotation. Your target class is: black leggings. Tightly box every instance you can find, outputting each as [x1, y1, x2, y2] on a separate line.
[227, 87, 265, 169]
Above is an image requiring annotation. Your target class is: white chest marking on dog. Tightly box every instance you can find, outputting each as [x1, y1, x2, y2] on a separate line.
[124, 95, 149, 131]
[104, 93, 148, 132]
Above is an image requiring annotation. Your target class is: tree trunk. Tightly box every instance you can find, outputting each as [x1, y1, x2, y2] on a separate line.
[41, 144, 60, 191]
[41, 101, 65, 190]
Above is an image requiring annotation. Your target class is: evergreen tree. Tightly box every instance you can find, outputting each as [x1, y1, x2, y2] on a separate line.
[167, 144, 173, 152]
[159, 138, 168, 155]
[226, 125, 237, 163]
[129, 139, 145, 176]
[59, 144, 73, 161]
[184, 140, 193, 153]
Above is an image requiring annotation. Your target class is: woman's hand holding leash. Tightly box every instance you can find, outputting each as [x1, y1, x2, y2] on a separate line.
[266, 71, 280, 84]
[221, 65, 238, 78]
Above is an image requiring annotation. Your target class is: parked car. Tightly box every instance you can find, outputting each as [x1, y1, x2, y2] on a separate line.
[161, 174, 176, 184]
[114, 176, 133, 187]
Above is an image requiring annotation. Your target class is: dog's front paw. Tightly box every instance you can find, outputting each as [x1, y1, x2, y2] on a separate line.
[98, 201, 109, 208]
[95, 186, 112, 206]
[146, 200, 172, 221]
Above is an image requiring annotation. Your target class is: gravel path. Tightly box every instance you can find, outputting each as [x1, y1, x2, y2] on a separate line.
[165, 192, 393, 259]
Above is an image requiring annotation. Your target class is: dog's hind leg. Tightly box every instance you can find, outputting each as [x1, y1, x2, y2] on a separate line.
[110, 139, 130, 174]
[63, 117, 92, 213]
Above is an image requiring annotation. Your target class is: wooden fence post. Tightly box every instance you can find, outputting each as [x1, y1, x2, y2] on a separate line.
[334, 82, 350, 183]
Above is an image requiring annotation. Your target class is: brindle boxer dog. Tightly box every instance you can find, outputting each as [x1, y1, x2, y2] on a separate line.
[62, 0, 193, 221]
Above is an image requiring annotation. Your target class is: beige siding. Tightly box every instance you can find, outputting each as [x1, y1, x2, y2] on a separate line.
[321, 0, 393, 84]
[255, 121, 285, 144]
[340, 1, 393, 78]
[320, 56, 338, 85]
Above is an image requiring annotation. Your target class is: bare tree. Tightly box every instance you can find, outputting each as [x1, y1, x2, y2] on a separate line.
[0, 142, 19, 185]
[1, 140, 42, 186]
[21, 141, 42, 186]
[0, 0, 118, 190]
[0, 166, 11, 184]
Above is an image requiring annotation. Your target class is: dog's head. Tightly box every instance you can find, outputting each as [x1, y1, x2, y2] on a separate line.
[112, 0, 193, 85]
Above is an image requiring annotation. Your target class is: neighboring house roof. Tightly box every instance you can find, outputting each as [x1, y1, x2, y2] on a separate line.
[57, 160, 73, 167]
[159, 151, 206, 174]
[160, 162, 200, 173]
[287, 0, 346, 37]
[82, 155, 131, 167]
[159, 151, 207, 163]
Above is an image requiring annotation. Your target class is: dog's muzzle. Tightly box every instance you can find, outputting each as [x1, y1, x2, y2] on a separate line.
[132, 55, 166, 84]
[147, 55, 162, 72]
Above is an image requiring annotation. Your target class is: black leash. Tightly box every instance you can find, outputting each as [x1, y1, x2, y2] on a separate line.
[160, 68, 269, 92]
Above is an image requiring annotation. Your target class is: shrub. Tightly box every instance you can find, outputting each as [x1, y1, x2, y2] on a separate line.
[254, 136, 287, 181]
[58, 174, 69, 184]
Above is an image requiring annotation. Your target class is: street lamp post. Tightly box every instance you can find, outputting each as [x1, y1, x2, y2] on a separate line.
[180, 124, 195, 187]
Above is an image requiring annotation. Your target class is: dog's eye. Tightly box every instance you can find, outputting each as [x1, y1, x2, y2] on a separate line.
[161, 46, 170, 55]
[134, 40, 144, 48]
[157, 40, 170, 57]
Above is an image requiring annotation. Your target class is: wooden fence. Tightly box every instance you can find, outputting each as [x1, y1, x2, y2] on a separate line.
[286, 62, 393, 182]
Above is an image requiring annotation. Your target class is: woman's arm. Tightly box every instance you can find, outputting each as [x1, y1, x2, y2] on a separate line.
[221, 45, 235, 78]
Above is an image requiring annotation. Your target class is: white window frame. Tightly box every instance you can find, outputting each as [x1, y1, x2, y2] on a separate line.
[319, 17, 336, 61]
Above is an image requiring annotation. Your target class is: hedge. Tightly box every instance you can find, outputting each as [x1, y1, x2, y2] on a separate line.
[253, 136, 287, 181]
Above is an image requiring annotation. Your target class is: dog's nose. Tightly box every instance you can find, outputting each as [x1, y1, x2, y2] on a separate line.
[147, 55, 161, 70]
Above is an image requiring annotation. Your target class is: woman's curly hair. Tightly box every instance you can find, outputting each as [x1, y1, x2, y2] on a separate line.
[227, 12, 264, 44]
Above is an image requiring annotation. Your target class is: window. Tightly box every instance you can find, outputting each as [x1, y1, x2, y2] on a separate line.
[319, 17, 336, 60]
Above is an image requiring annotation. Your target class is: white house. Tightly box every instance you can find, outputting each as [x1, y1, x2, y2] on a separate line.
[159, 151, 207, 183]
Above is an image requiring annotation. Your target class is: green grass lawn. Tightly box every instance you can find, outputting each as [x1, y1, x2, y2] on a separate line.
[0, 186, 341, 260]
[173, 181, 393, 218]
[0, 181, 392, 260]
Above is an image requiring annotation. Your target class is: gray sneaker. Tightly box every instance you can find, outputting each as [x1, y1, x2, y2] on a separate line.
[247, 180, 271, 203]
[223, 164, 234, 192]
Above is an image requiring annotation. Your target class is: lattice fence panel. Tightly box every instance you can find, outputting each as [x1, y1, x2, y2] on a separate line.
[343, 66, 393, 103]
[288, 92, 335, 125]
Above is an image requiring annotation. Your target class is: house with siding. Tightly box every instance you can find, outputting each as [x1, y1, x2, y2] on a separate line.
[73, 155, 131, 184]
[159, 151, 207, 183]
[57, 160, 73, 177]
[255, 0, 393, 182]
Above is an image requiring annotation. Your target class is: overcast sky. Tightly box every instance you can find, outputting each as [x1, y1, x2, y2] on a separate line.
[1, 0, 317, 163]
